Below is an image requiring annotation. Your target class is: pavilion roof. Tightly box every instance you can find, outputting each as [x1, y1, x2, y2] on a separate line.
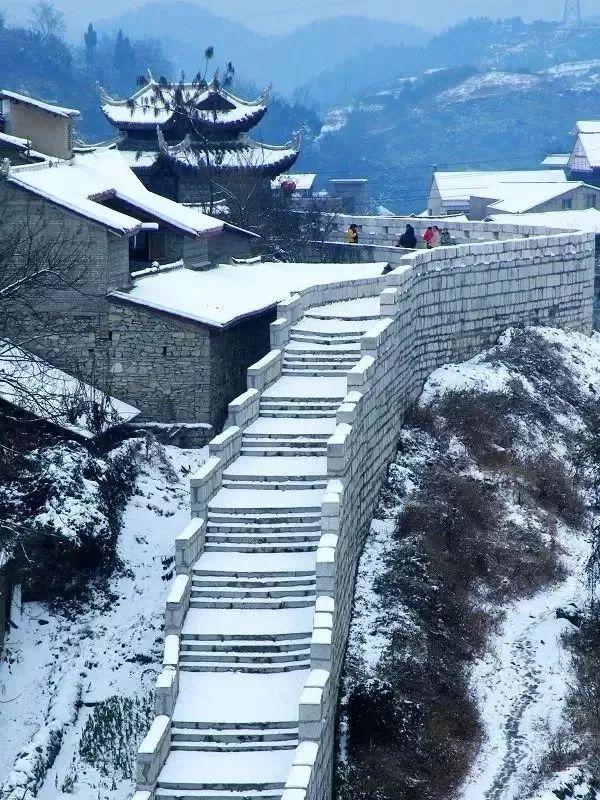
[157, 131, 300, 177]
[100, 79, 269, 133]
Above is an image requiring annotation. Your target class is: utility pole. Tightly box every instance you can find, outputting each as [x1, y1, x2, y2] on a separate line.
[564, 0, 582, 26]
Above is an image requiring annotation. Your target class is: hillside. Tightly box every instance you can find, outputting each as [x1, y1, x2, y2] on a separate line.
[307, 60, 600, 211]
[303, 17, 600, 106]
[339, 326, 600, 800]
[0, 12, 321, 144]
[100, 2, 429, 95]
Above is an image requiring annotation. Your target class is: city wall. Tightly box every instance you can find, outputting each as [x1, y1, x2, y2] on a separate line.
[133, 223, 595, 800]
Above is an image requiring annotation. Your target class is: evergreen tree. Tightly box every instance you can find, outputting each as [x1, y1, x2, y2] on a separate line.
[84, 22, 97, 64]
[113, 29, 134, 77]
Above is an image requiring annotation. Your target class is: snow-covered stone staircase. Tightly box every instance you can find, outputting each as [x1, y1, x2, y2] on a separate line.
[149, 297, 380, 800]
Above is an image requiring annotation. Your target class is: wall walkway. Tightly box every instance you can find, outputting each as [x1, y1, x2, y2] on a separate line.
[132, 224, 595, 800]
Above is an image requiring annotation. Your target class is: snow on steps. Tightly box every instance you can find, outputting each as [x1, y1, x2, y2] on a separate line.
[139, 293, 383, 800]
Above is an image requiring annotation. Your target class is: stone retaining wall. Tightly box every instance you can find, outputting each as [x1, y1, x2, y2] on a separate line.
[134, 222, 595, 800]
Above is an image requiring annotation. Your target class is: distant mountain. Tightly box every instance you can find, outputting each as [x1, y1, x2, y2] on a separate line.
[302, 16, 600, 106]
[305, 58, 600, 212]
[98, 2, 430, 95]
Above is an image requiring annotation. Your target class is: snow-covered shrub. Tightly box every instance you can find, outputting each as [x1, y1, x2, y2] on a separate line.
[0, 438, 142, 606]
[78, 692, 154, 780]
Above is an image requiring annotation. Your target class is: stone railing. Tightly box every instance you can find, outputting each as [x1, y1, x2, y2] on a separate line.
[328, 213, 575, 250]
[133, 221, 595, 800]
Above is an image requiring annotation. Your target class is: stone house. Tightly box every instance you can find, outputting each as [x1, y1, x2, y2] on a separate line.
[0, 89, 80, 160]
[1, 149, 269, 441]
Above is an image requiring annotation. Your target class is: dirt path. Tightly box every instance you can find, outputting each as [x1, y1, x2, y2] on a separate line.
[459, 553, 587, 800]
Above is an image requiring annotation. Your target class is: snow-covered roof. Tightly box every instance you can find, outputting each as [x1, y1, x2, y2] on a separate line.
[0, 131, 31, 150]
[271, 173, 316, 191]
[486, 181, 593, 214]
[110, 261, 387, 329]
[158, 132, 300, 176]
[1, 90, 80, 118]
[569, 132, 600, 171]
[573, 120, 600, 134]
[7, 150, 223, 238]
[100, 80, 268, 132]
[432, 170, 568, 205]
[488, 207, 600, 232]
[540, 154, 570, 168]
[0, 340, 139, 438]
[117, 149, 159, 170]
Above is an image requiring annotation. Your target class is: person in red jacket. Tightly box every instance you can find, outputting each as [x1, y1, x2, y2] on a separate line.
[423, 226, 435, 248]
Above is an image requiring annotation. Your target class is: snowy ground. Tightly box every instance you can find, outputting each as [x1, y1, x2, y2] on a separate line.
[0, 442, 206, 800]
[460, 535, 588, 800]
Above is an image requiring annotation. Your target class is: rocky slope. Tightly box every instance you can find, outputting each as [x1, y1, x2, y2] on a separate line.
[338, 326, 600, 800]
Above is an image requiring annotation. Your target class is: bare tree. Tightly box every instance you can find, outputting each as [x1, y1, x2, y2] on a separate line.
[0, 177, 110, 455]
[132, 48, 237, 215]
[29, 1, 66, 39]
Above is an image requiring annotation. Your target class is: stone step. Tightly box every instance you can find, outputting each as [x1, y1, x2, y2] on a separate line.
[289, 332, 363, 345]
[179, 650, 309, 665]
[207, 510, 321, 524]
[305, 299, 380, 321]
[242, 434, 329, 444]
[206, 521, 321, 534]
[240, 445, 327, 457]
[205, 532, 320, 545]
[259, 409, 337, 419]
[204, 541, 317, 554]
[191, 576, 316, 589]
[178, 659, 311, 673]
[221, 478, 327, 491]
[190, 583, 315, 598]
[188, 593, 315, 610]
[282, 368, 344, 377]
[285, 340, 361, 354]
[260, 408, 337, 420]
[292, 315, 374, 333]
[179, 639, 309, 653]
[171, 740, 297, 753]
[191, 562, 316, 580]
[283, 357, 354, 368]
[282, 349, 358, 361]
[155, 789, 282, 800]
[259, 399, 340, 411]
[208, 487, 322, 515]
[171, 725, 298, 742]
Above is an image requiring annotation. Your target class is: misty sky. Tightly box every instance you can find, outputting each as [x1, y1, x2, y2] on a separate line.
[1, 0, 573, 34]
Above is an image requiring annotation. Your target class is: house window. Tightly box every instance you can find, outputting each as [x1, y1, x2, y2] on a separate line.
[562, 198, 573, 210]
[587, 193, 597, 209]
[1, 99, 10, 116]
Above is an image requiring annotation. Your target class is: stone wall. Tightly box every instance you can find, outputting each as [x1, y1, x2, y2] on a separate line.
[108, 301, 213, 425]
[108, 299, 274, 430]
[135, 222, 595, 800]
[1, 182, 116, 380]
[294, 229, 595, 800]
[209, 309, 275, 430]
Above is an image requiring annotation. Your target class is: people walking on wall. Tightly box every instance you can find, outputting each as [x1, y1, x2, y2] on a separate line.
[440, 227, 455, 246]
[423, 226, 435, 248]
[346, 223, 359, 244]
[396, 223, 417, 249]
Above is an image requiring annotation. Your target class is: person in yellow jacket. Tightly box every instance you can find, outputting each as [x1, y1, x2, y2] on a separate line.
[346, 223, 359, 244]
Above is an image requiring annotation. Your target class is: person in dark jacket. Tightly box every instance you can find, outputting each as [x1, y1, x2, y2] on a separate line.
[396, 223, 417, 249]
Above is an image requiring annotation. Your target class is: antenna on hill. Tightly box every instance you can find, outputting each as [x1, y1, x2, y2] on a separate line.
[564, 0, 582, 26]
